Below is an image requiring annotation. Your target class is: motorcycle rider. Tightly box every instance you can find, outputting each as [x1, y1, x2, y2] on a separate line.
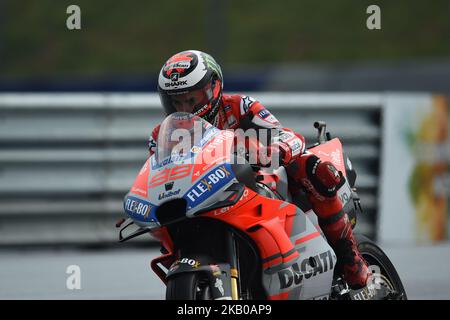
[149, 50, 370, 290]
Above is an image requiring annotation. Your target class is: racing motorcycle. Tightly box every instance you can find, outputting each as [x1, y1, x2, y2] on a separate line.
[117, 112, 407, 300]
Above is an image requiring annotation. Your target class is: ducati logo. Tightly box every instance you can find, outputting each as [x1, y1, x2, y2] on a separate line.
[165, 181, 174, 191]
[277, 250, 335, 290]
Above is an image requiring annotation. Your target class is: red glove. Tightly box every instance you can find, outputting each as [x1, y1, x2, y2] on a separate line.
[258, 142, 292, 167]
[233, 134, 293, 167]
[271, 141, 293, 165]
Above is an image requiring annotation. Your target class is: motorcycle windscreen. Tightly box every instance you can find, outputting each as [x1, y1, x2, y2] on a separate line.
[155, 112, 220, 164]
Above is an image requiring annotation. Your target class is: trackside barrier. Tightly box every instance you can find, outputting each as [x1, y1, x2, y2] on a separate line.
[2, 93, 443, 246]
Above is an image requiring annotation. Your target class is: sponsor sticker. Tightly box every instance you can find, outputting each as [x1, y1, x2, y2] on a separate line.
[185, 164, 234, 208]
[199, 126, 221, 146]
[158, 189, 181, 200]
[258, 109, 270, 119]
[265, 114, 279, 124]
[288, 139, 303, 156]
[164, 80, 188, 88]
[331, 149, 342, 166]
[165, 181, 174, 191]
[215, 278, 225, 296]
[240, 96, 256, 115]
[172, 258, 201, 269]
[164, 61, 191, 72]
[277, 250, 335, 290]
[191, 146, 201, 153]
[124, 195, 154, 222]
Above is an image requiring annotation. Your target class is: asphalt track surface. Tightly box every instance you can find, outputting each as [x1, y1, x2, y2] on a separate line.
[1, 243, 450, 300]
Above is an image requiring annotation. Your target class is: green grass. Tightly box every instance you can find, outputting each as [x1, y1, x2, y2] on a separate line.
[1, 0, 449, 77]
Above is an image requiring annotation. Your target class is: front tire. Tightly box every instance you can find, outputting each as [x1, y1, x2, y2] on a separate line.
[166, 273, 213, 300]
[355, 234, 407, 300]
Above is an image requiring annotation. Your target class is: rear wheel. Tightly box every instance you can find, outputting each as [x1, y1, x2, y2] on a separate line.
[166, 273, 213, 300]
[355, 234, 407, 300]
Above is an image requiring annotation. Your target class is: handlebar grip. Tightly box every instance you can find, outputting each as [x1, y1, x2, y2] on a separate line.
[314, 121, 326, 129]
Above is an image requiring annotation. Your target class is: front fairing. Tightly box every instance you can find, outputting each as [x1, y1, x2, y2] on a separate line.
[123, 112, 237, 228]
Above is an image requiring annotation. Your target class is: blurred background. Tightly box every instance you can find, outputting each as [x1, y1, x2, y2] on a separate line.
[0, 0, 449, 299]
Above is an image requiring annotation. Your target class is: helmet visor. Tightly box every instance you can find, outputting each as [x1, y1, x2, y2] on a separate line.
[159, 83, 213, 116]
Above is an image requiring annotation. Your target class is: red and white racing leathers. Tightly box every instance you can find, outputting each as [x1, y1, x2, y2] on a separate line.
[148, 94, 370, 289]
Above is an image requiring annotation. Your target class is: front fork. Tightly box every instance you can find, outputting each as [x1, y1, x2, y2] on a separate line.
[156, 228, 242, 300]
[227, 232, 240, 300]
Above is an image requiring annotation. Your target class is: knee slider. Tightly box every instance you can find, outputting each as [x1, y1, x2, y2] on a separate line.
[305, 155, 343, 198]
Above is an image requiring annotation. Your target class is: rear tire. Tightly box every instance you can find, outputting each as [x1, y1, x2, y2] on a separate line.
[355, 234, 407, 300]
[166, 272, 213, 300]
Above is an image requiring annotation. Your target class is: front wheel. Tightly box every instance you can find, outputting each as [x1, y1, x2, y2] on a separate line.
[355, 234, 407, 300]
[166, 273, 213, 300]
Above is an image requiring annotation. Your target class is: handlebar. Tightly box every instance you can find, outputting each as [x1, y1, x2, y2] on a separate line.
[314, 121, 328, 144]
